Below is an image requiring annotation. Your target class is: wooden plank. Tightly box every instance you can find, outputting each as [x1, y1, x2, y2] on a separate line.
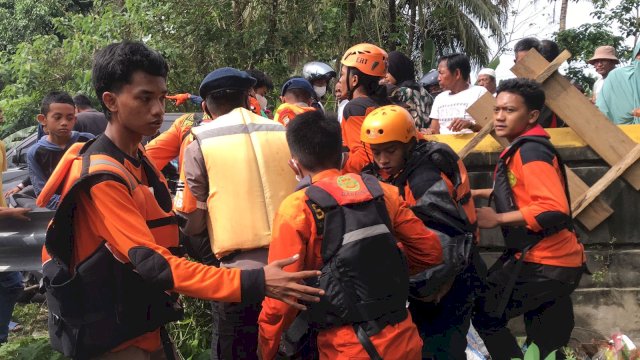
[535, 50, 572, 83]
[511, 49, 640, 191]
[458, 122, 495, 160]
[572, 144, 640, 216]
[466, 92, 613, 230]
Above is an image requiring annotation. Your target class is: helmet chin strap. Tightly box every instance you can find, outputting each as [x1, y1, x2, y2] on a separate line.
[345, 67, 361, 100]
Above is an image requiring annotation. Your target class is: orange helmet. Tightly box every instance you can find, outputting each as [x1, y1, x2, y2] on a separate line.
[341, 43, 388, 77]
[361, 105, 417, 144]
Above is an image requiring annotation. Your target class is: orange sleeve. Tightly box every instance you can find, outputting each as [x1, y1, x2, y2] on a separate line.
[517, 158, 570, 233]
[341, 114, 373, 174]
[258, 195, 313, 360]
[145, 115, 190, 170]
[382, 184, 443, 275]
[89, 181, 245, 302]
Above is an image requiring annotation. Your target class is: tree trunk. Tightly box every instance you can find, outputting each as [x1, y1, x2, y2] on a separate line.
[387, 0, 397, 50]
[347, 0, 356, 42]
[408, 0, 416, 52]
[268, 0, 278, 45]
[559, 0, 568, 31]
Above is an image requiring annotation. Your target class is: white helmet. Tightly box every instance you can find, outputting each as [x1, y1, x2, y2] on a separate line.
[302, 62, 337, 82]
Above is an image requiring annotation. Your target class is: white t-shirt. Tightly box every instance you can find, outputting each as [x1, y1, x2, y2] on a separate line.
[592, 77, 604, 100]
[429, 85, 488, 134]
[337, 99, 349, 123]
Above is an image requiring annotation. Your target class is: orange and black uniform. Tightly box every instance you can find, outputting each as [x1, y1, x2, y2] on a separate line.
[273, 103, 316, 127]
[145, 113, 216, 264]
[258, 169, 443, 360]
[363, 139, 482, 360]
[473, 125, 585, 360]
[341, 97, 388, 174]
[38, 135, 265, 358]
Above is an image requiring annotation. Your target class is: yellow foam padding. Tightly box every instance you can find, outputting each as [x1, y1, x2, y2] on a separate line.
[427, 124, 640, 153]
[193, 108, 298, 258]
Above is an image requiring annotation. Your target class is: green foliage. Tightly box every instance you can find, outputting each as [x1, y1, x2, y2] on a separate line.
[555, 23, 630, 93]
[512, 343, 557, 360]
[0, 0, 506, 138]
[167, 296, 213, 360]
[0, 337, 66, 360]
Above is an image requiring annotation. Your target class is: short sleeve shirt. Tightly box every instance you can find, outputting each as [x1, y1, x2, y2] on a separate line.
[429, 85, 487, 134]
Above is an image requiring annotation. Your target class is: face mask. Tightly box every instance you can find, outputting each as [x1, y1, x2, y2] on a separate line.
[314, 85, 327, 98]
[256, 94, 268, 110]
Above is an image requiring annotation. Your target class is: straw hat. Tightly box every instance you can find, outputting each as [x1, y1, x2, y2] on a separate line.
[588, 46, 619, 64]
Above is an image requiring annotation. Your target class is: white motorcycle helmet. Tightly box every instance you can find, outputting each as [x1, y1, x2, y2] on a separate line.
[302, 62, 336, 99]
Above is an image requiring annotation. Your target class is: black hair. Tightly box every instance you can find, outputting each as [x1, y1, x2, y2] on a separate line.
[245, 69, 274, 90]
[286, 110, 342, 172]
[92, 41, 169, 119]
[496, 78, 545, 111]
[72, 94, 94, 110]
[539, 40, 560, 62]
[514, 37, 541, 54]
[204, 90, 247, 117]
[40, 91, 75, 115]
[437, 53, 471, 81]
[349, 68, 389, 104]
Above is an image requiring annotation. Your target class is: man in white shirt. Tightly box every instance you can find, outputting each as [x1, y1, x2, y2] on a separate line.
[588, 46, 619, 103]
[428, 53, 488, 134]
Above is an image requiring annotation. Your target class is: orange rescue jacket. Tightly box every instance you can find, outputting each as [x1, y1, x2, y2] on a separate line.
[258, 169, 442, 360]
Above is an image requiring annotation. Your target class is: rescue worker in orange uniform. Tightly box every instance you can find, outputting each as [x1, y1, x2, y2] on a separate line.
[360, 105, 482, 359]
[273, 77, 316, 127]
[258, 110, 444, 360]
[145, 107, 215, 264]
[338, 43, 391, 174]
[472, 78, 586, 359]
[37, 41, 323, 360]
[246, 69, 274, 118]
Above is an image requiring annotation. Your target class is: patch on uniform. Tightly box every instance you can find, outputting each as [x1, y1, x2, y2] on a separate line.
[508, 170, 517, 187]
[336, 175, 361, 192]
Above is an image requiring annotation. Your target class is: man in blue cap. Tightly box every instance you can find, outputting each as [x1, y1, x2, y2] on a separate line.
[181, 67, 299, 360]
[274, 77, 317, 126]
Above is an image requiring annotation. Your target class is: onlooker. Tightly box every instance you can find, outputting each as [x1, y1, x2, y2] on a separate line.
[72, 93, 108, 136]
[540, 39, 560, 62]
[273, 77, 316, 127]
[27, 91, 94, 209]
[302, 61, 337, 111]
[596, 42, 640, 124]
[420, 69, 443, 96]
[588, 46, 619, 102]
[246, 69, 274, 117]
[476, 68, 497, 95]
[334, 80, 349, 123]
[428, 53, 487, 134]
[514, 38, 565, 127]
[514, 37, 541, 63]
[384, 51, 434, 131]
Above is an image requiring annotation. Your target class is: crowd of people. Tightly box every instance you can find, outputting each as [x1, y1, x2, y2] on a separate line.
[5, 34, 638, 359]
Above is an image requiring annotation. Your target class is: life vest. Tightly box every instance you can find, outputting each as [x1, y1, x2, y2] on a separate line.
[365, 140, 477, 299]
[174, 113, 204, 214]
[38, 138, 183, 359]
[492, 136, 573, 252]
[302, 173, 409, 336]
[274, 103, 316, 127]
[192, 107, 297, 259]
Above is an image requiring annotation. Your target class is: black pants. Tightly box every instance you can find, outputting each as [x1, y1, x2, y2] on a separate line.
[408, 251, 483, 360]
[472, 259, 581, 360]
[210, 301, 261, 360]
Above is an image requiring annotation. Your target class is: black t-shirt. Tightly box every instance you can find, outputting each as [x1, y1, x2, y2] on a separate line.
[74, 110, 108, 136]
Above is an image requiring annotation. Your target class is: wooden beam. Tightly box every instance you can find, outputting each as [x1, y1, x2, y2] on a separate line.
[511, 49, 640, 191]
[458, 121, 495, 160]
[466, 92, 613, 230]
[535, 50, 572, 83]
[572, 144, 640, 216]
